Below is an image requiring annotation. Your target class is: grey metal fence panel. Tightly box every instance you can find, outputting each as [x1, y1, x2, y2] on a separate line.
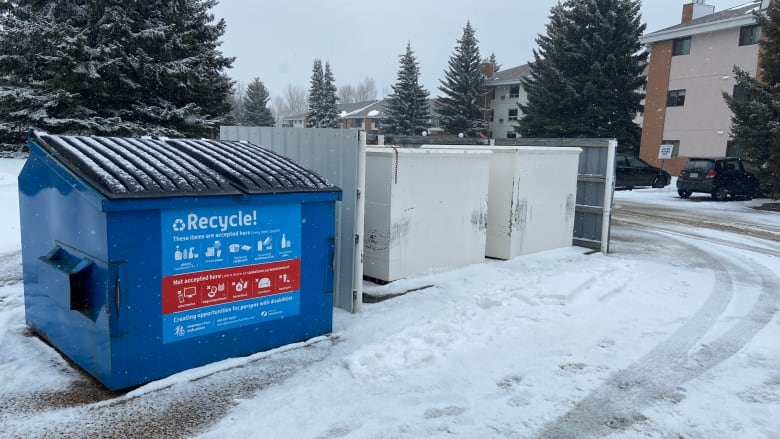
[494, 138, 616, 253]
[220, 126, 363, 311]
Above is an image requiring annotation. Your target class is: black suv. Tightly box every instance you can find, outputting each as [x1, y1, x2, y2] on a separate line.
[615, 154, 671, 189]
[677, 157, 760, 201]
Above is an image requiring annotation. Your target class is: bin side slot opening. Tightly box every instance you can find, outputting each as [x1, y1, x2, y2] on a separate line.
[39, 246, 100, 320]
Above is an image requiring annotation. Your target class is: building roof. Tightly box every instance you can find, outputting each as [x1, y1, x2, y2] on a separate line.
[641, 0, 762, 44]
[281, 98, 444, 122]
[339, 100, 384, 119]
[484, 64, 532, 86]
[281, 100, 383, 122]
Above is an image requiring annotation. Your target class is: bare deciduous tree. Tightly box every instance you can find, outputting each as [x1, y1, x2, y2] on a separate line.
[355, 77, 377, 102]
[339, 84, 358, 104]
[270, 95, 286, 126]
[337, 77, 379, 104]
[282, 84, 308, 117]
[229, 81, 246, 124]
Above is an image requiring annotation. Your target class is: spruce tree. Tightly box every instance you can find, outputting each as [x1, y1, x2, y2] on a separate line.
[306, 60, 325, 128]
[0, 0, 233, 148]
[437, 21, 486, 136]
[518, 0, 647, 152]
[383, 43, 431, 136]
[134, 0, 234, 138]
[321, 61, 340, 128]
[725, 1, 780, 198]
[242, 78, 275, 126]
[306, 59, 340, 128]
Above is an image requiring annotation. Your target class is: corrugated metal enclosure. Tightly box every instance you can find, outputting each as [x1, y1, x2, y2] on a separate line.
[220, 126, 365, 312]
[495, 138, 616, 253]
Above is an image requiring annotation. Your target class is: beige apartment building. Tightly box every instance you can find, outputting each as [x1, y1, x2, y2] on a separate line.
[639, 0, 768, 175]
[482, 64, 531, 139]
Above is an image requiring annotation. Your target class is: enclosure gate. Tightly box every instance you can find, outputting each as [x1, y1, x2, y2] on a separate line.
[220, 126, 365, 311]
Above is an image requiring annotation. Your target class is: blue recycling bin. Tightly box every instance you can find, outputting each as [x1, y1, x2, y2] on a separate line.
[18, 132, 342, 391]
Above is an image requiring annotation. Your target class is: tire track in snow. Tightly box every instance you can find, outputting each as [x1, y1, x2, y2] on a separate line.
[535, 227, 780, 438]
[614, 200, 780, 242]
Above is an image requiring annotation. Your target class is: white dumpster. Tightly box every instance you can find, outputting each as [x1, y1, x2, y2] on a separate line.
[425, 145, 581, 259]
[363, 147, 491, 283]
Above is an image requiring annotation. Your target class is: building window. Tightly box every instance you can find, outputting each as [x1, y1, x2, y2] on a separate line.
[725, 140, 743, 157]
[489, 108, 494, 122]
[508, 108, 518, 121]
[351, 118, 364, 128]
[506, 131, 517, 139]
[667, 89, 686, 107]
[672, 37, 691, 56]
[739, 25, 761, 46]
[509, 85, 520, 98]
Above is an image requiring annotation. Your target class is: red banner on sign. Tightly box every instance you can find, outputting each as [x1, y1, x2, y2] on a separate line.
[162, 259, 301, 315]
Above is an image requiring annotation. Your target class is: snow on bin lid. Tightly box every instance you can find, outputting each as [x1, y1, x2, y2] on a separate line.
[31, 132, 336, 199]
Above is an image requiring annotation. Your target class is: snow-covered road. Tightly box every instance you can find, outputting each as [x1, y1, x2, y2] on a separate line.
[538, 221, 779, 437]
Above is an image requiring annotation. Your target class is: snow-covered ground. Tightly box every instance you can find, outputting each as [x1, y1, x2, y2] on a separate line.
[1, 159, 779, 438]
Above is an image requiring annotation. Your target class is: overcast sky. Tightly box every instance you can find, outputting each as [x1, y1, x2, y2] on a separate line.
[210, 0, 754, 99]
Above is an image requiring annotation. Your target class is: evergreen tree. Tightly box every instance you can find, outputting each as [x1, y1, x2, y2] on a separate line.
[518, 0, 647, 152]
[321, 61, 340, 128]
[437, 21, 486, 136]
[132, 0, 234, 137]
[306, 59, 325, 128]
[242, 78, 275, 126]
[725, 1, 780, 198]
[306, 59, 339, 128]
[0, 0, 233, 148]
[383, 42, 431, 136]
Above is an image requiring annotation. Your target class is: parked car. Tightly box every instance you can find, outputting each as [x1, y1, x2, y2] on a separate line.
[676, 157, 760, 201]
[615, 154, 671, 189]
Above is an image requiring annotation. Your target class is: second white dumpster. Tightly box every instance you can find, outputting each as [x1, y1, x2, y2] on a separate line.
[363, 147, 491, 283]
[424, 145, 581, 259]
[483, 145, 581, 259]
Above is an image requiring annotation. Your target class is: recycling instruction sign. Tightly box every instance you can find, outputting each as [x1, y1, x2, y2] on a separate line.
[160, 204, 301, 343]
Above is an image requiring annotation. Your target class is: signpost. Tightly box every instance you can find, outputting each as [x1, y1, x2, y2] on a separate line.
[658, 144, 674, 170]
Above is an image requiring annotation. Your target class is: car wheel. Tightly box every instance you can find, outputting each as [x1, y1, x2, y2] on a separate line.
[652, 175, 667, 188]
[712, 186, 728, 201]
[678, 189, 692, 198]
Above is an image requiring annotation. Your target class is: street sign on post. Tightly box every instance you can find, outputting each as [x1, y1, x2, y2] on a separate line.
[658, 144, 674, 160]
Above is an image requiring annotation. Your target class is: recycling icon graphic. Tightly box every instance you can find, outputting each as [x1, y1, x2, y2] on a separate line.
[172, 218, 186, 232]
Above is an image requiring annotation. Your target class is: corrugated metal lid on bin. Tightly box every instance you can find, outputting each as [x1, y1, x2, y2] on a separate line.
[31, 132, 336, 199]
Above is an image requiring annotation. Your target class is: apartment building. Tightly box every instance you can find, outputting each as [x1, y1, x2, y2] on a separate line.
[639, 0, 768, 175]
[483, 64, 532, 139]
